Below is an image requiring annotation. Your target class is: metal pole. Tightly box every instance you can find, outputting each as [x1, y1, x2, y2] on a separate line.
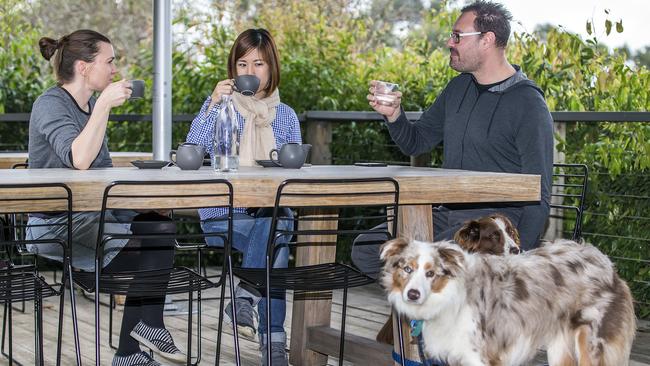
[153, 0, 172, 160]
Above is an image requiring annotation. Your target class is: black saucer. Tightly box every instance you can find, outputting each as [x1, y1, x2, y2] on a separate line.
[131, 160, 170, 169]
[256, 159, 282, 168]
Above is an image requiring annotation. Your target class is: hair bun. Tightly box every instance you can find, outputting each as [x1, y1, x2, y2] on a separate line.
[38, 37, 59, 61]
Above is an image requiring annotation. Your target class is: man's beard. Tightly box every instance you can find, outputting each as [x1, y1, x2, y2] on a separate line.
[449, 48, 479, 73]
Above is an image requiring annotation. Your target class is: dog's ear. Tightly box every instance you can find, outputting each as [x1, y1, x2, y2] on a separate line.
[492, 214, 521, 246]
[454, 220, 480, 245]
[438, 246, 464, 276]
[380, 237, 409, 261]
[507, 222, 521, 246]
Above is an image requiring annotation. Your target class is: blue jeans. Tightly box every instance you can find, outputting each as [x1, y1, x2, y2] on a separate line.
[202, 212, 292, 341]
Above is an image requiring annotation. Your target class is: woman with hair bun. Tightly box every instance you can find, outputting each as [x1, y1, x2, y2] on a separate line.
[28, 29, 183, 366]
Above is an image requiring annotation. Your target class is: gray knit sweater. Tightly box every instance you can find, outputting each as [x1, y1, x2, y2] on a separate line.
[28, 86, 112, 169]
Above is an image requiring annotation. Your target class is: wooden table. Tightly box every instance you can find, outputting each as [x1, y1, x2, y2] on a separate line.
[0, 165, 540, 364]
[0, 152, 153, 169]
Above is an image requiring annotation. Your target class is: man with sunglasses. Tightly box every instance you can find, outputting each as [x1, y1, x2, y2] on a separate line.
[355, 1, 554, 364]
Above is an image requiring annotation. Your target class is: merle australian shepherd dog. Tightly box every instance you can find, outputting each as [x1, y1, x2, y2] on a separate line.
[380, 236, 636, 366]
[376, 214, 522, 345]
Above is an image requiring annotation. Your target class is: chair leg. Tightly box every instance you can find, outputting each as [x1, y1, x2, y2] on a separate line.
[1, 301, 20, 366]
[67, 264, 82, 366]
[187, 288, 193, 366]
[95, 271, 101, 366]
[338, 287, 348, 365]
[109, 295, 117, 350]
[395, 312, 405, 366]
[35, 287, 44, 366]
[56, 283, 65, 366]
[215, 278, 226, 366]
[266, 265, 272, 366]
[191, 288, 202, 366]
[1, 302, 7, 358]
[216, 255, 241, 366]
[8, 300, 13, 365]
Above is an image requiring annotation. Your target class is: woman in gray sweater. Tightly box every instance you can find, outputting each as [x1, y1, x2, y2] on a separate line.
[27, 29, 182, 366]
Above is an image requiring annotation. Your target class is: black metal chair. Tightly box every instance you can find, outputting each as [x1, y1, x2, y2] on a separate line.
[71, 180, 240, 366]
[550, 163, 589, 241]
[233, 178, 403, 365]
[0, 183, 81, 365]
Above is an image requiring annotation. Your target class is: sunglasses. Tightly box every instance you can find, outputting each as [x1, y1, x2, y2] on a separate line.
[449, 31, 485, 44]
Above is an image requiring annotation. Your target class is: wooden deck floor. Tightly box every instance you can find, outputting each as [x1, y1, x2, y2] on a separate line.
[2, 271, 649, 365]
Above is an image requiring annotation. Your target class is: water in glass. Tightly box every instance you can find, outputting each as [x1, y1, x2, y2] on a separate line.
[212, 95, 239, 172]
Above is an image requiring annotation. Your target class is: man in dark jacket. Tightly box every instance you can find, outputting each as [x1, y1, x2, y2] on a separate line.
[353, 0, 553, 276]
[353, 2, 554, 364]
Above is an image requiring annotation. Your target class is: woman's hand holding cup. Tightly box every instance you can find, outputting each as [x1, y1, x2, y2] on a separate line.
[368, 80, 402, 122]
[211, 79, 236, 101]
[208, 79, 235, 112]
[97, 79, 132, 110]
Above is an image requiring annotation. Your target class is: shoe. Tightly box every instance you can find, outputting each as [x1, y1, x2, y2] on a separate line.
[112, 351, 162, 366]
[224, 298, 258, 341]
[129, 321, 185, 363]
[260, 341, 288, 366]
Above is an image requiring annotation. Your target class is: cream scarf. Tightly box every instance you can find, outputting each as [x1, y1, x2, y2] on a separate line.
[232, 89, 280, 166]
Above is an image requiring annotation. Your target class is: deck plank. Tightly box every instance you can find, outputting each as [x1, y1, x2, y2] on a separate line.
[2, 271, 648, 365]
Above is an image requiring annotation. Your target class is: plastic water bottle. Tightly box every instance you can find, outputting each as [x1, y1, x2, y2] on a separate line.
[212, 95, 239, 172]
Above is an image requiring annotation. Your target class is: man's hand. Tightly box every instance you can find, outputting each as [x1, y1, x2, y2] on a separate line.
[367, 80, 402, 122]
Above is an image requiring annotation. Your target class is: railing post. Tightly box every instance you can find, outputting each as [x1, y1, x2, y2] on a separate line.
[544, 121, 566, 240]
[305, 120, 332, 165]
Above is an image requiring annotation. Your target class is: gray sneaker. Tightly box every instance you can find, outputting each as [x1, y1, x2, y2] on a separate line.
[224, 298, 258, 341]
[260, 341, 288, 366]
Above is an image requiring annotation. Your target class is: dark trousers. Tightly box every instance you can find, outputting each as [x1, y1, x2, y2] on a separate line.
[103, 212, 176, 356]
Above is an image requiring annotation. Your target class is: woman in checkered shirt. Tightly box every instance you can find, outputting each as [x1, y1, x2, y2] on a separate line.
[186, 28, 300, 366]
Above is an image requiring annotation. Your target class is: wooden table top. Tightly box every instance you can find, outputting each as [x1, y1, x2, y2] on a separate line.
[0, 151, 153, 169]
[0, 165, 540, 211]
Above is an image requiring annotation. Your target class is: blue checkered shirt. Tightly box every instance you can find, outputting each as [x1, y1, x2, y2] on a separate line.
[186, 95, 302, 219]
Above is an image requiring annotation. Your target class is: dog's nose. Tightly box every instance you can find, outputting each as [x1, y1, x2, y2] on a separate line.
[407, 289, 420, 301]
[510, 246, 520, 254]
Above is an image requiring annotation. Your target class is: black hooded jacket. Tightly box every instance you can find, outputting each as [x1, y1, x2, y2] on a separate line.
[387, 66, 553, 249]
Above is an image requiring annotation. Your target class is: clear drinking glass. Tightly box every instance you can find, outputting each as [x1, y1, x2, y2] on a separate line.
[374, 80, 399, 106]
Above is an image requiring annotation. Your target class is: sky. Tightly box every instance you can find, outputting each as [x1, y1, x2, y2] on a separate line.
[473, 0, 648, 52]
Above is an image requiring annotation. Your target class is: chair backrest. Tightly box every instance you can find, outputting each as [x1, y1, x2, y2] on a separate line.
[267, 178, 400, 263]
[0, 183, 73, 270]
[549, 163, 588, 241]
[11, 162, 28, 169]
[96, 179, 234, 263]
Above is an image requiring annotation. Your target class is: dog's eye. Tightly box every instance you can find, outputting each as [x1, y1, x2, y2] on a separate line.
[442, 269, 451, 276]
[403, 266, 412, 273]
[426, 271, 435, 278]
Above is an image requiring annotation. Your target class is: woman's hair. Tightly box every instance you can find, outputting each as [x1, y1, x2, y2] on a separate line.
[38, 29, 111, 84]
[227, 28, 281, 97]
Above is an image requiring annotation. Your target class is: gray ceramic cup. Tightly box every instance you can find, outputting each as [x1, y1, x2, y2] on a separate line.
[234, 75, 260, 96]
[129, 79, 145, 100]
[269, 143, 312, 169]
